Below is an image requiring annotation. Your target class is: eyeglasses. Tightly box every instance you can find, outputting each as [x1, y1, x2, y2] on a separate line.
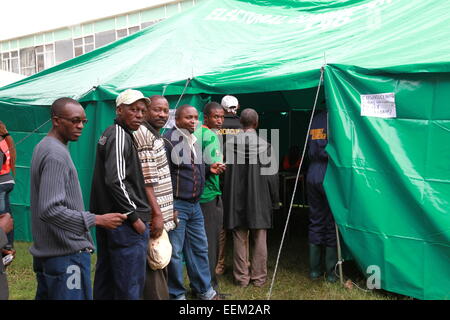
[55, 116, 88, 125]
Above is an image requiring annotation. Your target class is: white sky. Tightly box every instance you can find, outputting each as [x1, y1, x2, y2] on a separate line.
[0, 0, 172, 40]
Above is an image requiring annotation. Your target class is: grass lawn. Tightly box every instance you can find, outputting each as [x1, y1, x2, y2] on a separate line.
[5, 208, 408, 300]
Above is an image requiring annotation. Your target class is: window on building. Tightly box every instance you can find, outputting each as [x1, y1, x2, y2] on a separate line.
[20, 47, 36, 76]
[128, 26, 140, 35]
[116, 26, 141, 40]
[95, 30, 116, 49]
[1, 50, 20, 74]
[74, 35, 95, 57]
[35, 44, 55, 72]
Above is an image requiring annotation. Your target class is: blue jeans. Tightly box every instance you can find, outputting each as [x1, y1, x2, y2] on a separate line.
[0, 182, 14, 247]
[94, 220, 149, 300]
[168, 200, 216, 300]
[33, 252, 92, 300]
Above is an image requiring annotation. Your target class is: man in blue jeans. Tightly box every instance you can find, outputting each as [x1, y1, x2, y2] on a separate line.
[90, 89, 152, 299]
[30, 97, 126, 300]
[163, 105, 225, 300]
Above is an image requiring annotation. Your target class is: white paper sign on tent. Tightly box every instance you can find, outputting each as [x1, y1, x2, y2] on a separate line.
[360, 93, 396, 118]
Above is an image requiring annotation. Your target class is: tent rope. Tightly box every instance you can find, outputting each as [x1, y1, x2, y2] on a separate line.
[174, 78, 192, 109]
[267, 66, 325, 300]
[12, 119, 52, 149]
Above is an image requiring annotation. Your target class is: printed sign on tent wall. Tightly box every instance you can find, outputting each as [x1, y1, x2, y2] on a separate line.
[360, 93, 396, 118]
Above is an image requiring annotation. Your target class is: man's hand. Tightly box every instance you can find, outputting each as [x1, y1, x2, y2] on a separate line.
[0, 213, 13, 234]
[95, 213, 127, 230]
[132, 218, 147, 235]
[173, 210, 179, 228]
[151, 211, 164, 239]
[210, 162, 226, 175]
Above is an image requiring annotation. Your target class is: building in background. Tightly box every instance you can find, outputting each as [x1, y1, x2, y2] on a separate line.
[0, 0, 203, 77]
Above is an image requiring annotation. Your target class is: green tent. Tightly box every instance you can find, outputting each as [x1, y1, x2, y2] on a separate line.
[0, 0, 449, 299]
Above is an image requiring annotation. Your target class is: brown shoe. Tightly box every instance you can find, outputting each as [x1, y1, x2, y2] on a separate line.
[251, 280, 266, 288]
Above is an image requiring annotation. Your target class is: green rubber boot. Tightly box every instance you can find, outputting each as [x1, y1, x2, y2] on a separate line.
[309, 244, 323, 280]
[325, 246, 338, 283]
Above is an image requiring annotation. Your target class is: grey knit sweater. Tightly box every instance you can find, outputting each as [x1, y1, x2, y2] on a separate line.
[29, 136, 96, 258]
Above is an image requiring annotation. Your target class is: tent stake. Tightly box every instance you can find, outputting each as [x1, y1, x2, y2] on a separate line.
[335, 223, 344, 286]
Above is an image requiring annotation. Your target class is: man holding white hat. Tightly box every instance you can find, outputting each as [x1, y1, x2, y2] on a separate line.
[90, 89, 151, 300]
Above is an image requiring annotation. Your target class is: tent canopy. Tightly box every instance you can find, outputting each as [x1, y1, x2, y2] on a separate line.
[0, 0, 449, 104]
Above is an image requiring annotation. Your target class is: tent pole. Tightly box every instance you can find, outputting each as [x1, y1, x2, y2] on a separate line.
[335, 223, 344, 286]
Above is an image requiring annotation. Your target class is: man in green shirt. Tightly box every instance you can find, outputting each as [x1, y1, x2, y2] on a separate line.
[194, 102, 226, 290]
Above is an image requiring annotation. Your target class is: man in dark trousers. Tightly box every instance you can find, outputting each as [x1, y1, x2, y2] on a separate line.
[90, 89, 151, 299]
[215, 95, 243, 276]
[193, 101, 225, 291]
[306, 109, 337, 282]
[222, 108, 279, 288]
[163, 104, 224, 300]
[133, 95, 177, 300]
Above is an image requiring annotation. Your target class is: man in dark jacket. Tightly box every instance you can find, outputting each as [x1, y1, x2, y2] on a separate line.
[90, 89, 151, 299]
[222, 108, 279, 288]
[163, 104, 224, 300]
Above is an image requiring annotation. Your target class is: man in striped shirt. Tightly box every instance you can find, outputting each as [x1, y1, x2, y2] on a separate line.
[30, 97, 127, 300]
[133, 95, 177, 299]
[90, 89, 151, 300]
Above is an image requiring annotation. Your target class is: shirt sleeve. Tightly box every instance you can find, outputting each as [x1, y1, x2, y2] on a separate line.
[103, 126, 139, 222]
[134, 127, 158, 186]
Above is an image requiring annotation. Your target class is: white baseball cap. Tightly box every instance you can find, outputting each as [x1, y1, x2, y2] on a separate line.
[116, 89, 150, 107]
[221, 95, 239, 113]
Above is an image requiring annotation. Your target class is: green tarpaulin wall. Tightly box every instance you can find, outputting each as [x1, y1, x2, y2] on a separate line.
[324, 64, 450, 300]
[0, 0, 449, 299]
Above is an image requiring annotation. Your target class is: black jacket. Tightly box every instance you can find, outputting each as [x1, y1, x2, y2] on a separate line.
[90, 120, 151, 223]
[223, 130, 279, 229]
[163, 127, 205, 202]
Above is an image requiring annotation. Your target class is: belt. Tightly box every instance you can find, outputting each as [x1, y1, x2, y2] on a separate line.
[174, 197, 198, 204]
[78, 248, 94, 254]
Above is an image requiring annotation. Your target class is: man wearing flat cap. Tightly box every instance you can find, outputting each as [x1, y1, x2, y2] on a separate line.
[90, 89, 151, 299]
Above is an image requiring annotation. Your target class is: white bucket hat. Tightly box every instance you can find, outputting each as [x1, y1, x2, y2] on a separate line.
[147, 229, 172, 270]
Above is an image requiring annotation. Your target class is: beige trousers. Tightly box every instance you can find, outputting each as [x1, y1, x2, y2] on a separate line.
[232, 228, 267, 287]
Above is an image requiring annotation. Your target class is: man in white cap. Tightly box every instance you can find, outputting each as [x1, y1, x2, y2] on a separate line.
[215, 95, 244, 276]
[90, 89, 151, 300]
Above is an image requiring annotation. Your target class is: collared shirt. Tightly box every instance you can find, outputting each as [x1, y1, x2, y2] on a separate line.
[134, 123, 176, 231]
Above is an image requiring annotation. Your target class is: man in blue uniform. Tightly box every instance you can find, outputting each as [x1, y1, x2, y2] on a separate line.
[306, 109, 337, 283]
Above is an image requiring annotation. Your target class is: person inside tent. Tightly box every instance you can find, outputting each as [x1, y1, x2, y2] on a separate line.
[306, 107, 338, 283]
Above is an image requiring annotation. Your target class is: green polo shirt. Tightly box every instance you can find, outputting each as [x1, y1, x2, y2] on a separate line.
[194, 125, 223, 203]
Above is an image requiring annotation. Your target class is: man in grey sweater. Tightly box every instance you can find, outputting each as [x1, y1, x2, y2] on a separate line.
[30, 97, 127, 300]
